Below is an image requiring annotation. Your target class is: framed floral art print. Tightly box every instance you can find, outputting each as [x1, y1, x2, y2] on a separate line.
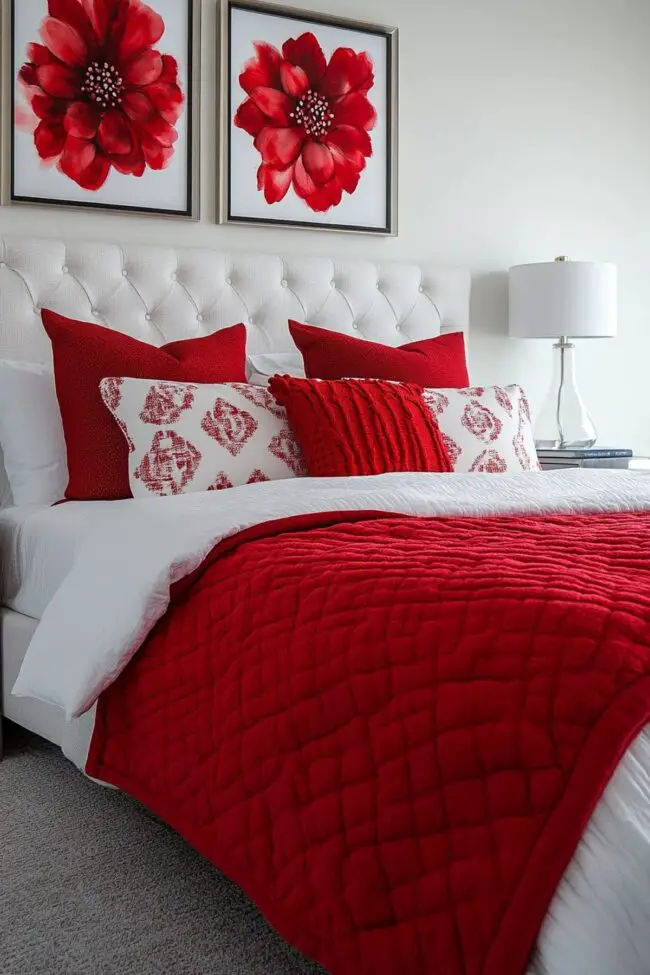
[220, 0, 398, 235]
[1, 0, 200, 218]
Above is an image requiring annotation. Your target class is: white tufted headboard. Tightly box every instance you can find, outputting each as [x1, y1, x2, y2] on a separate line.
[0, 237, 470, 363]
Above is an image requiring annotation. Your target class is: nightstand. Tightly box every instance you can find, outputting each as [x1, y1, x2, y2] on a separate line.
[539, 456, 650, 472]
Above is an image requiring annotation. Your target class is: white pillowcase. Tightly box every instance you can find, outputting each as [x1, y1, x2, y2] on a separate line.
[100, 378, 306, 498]
[246, 352, 305, 386]
[423, 384, 539, 473]
[0, 361, 68, 505]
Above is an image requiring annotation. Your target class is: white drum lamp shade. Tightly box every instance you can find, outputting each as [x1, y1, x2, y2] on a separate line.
[508, 259, 618, 450]
[509, 261, 617, 339]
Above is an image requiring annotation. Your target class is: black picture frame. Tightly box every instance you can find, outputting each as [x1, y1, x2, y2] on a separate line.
[219, 0, 398, 236]
[1, 0, 201, 219]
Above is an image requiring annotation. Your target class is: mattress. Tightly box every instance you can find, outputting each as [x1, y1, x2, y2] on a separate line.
[0, 501, 123, 619]
[0, 501, 107, 770]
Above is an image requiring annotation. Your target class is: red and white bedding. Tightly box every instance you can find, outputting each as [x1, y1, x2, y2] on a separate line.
[13, 469, 650, 974]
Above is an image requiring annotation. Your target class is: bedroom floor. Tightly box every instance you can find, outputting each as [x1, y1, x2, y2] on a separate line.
[0, 723, 324, 975]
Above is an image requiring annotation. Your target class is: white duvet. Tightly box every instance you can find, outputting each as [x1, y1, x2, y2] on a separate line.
[13, 469, 650, 974]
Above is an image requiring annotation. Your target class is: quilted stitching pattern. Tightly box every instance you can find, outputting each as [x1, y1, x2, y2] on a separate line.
[88, 511, 650, 975]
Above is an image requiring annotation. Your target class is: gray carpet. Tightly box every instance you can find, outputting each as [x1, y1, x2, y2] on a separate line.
[0, 723, 325, 975]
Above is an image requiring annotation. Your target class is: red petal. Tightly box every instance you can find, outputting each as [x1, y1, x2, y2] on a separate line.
[282, 33, 326, 87]
[33, 118, 66, 159]
[111, 144, 146, 176]
[325, 126, 369, 194]
[142, 113, 177, 147]
[122, 91, 154, 122]
[332, 92, 377, 131]
[330, 147, 363, 194]
[233, 98, 265, 137]
[98, 109, 133, 155]
[40, 17, 87, 67]
[37, 63, 81, 98]
[279, 61, 309, 99]
[301, 141, 335, 184]
[59, 134, 95, 173]
[239, 42, 281, 94]
[293, 156, 342, 211]
[19, 65, 40, 89]
[31, 93, 65, 120]
[249, 87, 293, 125]
[80, 0, 114, 39]
[321, 49, 374, 99]
[159, 54, 179, 84]
[139, 130, 174, 169]
[58, 136, 110, 190]
[26, 43, 56, 66]
[47, 0, 97, 50]
[122, 49, 163, 86]
[254, 126, 304, 167]
[65, 153, 110, 191]
[325, 124, 372, 159]
[257, 163, 293, 204]
[116, 1, 164, 62]
[64, 100, 100, 138]
[145, 79, 184, 123]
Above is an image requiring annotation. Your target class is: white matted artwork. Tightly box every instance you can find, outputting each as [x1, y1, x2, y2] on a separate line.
[220, 0, 398, 235]
[2, 0, 200, 217]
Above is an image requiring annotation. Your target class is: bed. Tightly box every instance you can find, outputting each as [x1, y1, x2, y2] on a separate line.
[0, 237, 469, 760]
[2, 236, 650, 975]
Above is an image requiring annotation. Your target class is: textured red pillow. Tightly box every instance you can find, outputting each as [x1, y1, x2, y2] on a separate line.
[269, 376, 452, 478]
[43, 311, 247, 501]
[289, 320, 470, 387]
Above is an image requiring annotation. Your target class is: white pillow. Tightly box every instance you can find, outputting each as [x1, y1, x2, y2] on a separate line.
[0, 361, 68, 505]
[100, 378, 306, 497]
[246, 352, 305, 386]
[423, 384, 539, 473]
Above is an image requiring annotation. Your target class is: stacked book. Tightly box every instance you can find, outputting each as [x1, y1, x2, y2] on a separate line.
[537, 447, 643, 470]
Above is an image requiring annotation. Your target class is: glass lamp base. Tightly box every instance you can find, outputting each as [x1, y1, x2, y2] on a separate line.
[534, 434, 597, 450]
[533, 339, 597, 450]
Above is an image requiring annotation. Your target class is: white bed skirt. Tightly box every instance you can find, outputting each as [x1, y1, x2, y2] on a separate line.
[2, 608, 94, 768]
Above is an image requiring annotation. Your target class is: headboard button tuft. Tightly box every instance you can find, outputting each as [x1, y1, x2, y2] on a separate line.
[0, 239, 469, 364]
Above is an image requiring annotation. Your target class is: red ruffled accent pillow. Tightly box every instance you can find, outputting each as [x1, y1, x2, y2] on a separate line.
[43, 311, 247, 501]
[269, 376, 452, 478]
[289, 320, 470, 387]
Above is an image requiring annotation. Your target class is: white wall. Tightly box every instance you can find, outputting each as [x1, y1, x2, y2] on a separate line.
[2, 0, 649, 449]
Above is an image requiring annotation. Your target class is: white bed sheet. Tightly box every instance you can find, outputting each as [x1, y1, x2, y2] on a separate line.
[0, 500, 124, 619]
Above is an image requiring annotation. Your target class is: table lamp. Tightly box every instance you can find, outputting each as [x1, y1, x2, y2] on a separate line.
[508, 257, 617, 449]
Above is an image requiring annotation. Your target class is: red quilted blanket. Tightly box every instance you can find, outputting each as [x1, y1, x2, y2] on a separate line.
[87, 509, 650, 975]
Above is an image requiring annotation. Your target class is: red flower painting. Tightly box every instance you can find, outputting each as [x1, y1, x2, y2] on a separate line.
[234, 32, 376, 212]
[17, 0, 185, 191]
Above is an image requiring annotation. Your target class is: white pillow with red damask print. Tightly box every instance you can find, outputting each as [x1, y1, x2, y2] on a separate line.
[99, 378, 306, 498]
[423, 385, 539, 473]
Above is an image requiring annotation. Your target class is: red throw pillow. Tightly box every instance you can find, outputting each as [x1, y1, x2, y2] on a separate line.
[289, 320, 470, 387]
[269, 376, 452, 478]
[43, 310, 247, 501]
